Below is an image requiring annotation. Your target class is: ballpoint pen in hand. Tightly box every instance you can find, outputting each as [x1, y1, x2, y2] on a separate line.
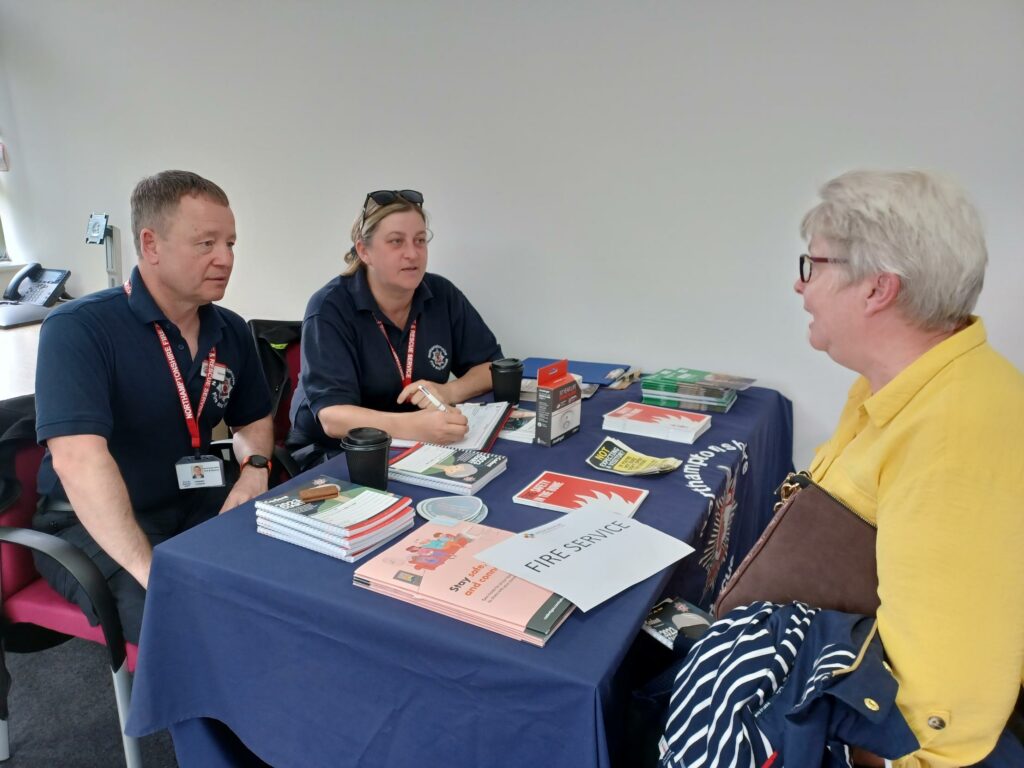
[417, 384, 448, 413]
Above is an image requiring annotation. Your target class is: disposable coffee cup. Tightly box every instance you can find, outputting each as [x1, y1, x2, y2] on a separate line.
[491, 358, 524, 406]
[341, 427, 391, 490]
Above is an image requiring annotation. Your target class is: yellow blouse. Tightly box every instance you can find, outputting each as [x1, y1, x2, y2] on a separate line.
[810, 318, 1024, 767]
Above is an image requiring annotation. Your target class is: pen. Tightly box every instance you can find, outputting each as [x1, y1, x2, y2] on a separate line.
[417, 384, 448, 413]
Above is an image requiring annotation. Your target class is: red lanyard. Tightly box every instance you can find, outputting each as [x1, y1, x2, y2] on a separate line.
[375, 317, 417, 388]
[125, 280, 217, 452]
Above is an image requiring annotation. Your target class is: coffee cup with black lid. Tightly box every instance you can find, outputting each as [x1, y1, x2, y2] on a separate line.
[491, 358, 525, 406]
[341, 427, 391, 490]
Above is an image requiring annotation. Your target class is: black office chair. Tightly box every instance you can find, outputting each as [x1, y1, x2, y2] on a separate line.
[247, 319, 303, 483]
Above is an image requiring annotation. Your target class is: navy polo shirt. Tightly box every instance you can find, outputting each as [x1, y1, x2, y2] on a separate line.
[289, 269, 502, 450]
[35, 267, 272, 512]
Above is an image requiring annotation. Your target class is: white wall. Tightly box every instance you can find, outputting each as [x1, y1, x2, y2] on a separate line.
[1, 0, 1021, 466]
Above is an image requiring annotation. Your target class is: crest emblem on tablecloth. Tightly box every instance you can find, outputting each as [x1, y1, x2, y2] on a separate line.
[427, 344, 449, 371]
[699, 464, 739, 600]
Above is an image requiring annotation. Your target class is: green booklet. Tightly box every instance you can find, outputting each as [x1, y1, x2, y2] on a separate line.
[641, 391, 737, 414]
[642, 368, 755, 399]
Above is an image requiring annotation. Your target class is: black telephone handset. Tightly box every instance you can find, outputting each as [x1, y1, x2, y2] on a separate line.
[2, 262, 71, 307]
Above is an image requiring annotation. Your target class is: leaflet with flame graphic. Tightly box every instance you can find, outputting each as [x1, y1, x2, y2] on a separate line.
[602, 401, 712, 444]
[512, 471, 648, 517]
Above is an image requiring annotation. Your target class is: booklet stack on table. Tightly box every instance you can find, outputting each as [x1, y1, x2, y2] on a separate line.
[388, 444, 508, 495]
[353, 520, 575, 646]
[640, 368, 756, 413]
[497, 408, 536, 444]
[602, 401, 712, 444]
[255, 475, 414, 563]
[512, 470, 649, 517]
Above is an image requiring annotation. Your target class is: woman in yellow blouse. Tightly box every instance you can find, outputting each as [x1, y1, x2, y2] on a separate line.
[794, 170, 1024, 766]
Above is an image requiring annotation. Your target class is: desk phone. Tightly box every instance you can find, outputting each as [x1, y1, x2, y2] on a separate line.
[2, 262, 71, 307]
[0, 262, 72, 328]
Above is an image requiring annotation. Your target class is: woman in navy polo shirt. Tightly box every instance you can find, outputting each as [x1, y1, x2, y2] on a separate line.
[288, 190, 503, 468]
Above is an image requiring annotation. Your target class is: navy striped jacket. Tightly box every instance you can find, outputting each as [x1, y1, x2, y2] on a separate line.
[659, 601, 919, 768]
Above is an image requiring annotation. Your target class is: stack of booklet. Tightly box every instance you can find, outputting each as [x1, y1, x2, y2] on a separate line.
[602, 401, 712, 444]
[512, 470, 649, 516]
[640, 368, 756, 413]
[353, 520, 575, 646]
[497, 408, 536, 444]
[255, 476, 414, 563]
[388, 444, 507, 495]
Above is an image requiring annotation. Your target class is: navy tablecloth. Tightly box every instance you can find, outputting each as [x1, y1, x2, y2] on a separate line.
[126, 384, 792, 768]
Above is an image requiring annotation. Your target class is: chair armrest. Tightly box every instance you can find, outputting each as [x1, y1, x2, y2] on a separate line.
[210, 437, 236, 463]
[211, 439, 298, 485]
[0, 526, 127, 671]
[273, 445, 300, 481]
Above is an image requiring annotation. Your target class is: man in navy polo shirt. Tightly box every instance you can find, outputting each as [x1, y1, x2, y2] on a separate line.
[287, 189, 503, 469]
[33, 170, 273, 644]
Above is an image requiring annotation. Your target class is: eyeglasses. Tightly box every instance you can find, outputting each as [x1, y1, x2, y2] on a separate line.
[799, 253, 847, 283]
[360, 189, 424, 230]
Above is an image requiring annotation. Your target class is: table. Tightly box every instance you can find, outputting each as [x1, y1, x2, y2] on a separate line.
[0, 323, 40, 402]
[126, 384, 793, 768]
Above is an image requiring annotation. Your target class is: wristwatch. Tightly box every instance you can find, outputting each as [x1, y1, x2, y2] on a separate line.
[241, 454, 272, 474]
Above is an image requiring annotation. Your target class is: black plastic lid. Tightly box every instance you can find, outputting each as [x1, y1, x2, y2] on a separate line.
[343, 427, 390, 447]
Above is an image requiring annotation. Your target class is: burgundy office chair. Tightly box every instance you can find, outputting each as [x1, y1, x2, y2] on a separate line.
[0, 399, 140, 767]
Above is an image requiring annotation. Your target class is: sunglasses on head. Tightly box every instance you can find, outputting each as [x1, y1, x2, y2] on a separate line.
[360, 190, 425, 232]
[363, 189, 424, 212]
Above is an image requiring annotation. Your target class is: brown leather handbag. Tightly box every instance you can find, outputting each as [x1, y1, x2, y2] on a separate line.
[713, 471, 880, 618]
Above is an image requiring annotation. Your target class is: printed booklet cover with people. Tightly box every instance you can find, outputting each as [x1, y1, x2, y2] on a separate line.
[388, 444, 508, 495]
[353, 520, 574, 646]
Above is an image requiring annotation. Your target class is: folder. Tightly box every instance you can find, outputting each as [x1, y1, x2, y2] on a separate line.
[521, 358, 630, 386]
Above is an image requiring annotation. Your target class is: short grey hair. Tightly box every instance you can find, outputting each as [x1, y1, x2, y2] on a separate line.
[801, 170, 987, 332]
[130, 170, 230, 257]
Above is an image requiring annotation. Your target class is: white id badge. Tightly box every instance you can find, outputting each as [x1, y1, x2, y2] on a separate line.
[175, 455, 225, 489]
[201, 361, 228, 381]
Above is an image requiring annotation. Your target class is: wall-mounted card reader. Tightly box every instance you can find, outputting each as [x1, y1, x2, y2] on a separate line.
[85, 213, 123, 288]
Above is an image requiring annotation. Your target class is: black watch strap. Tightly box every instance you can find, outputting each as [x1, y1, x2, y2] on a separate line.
[242, 454, 271, 472]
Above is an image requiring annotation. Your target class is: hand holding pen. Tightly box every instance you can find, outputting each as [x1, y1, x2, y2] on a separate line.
[416, 384, 448, 412]
[397, 380, 451, 412]
[397, 381, 468, 443]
